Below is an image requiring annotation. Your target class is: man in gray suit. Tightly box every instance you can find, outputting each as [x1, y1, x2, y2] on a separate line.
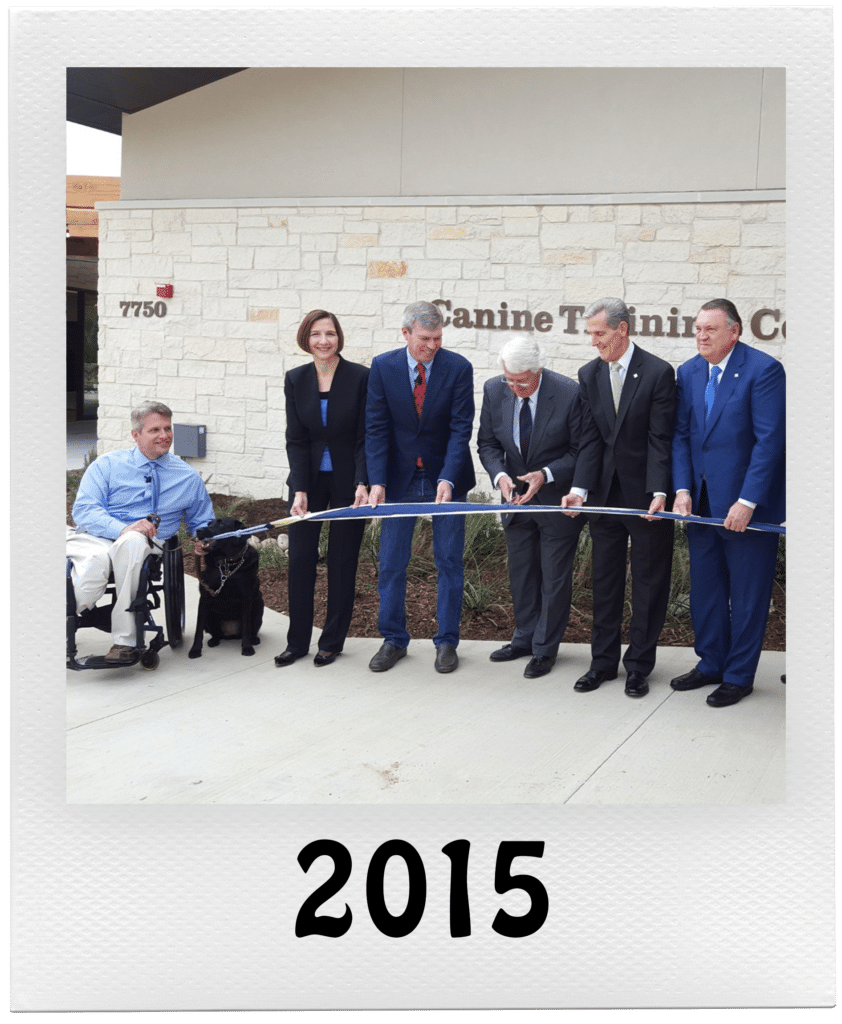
[477, 335, 584, 678]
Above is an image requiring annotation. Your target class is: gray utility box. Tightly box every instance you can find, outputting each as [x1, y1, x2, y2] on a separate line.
[173, 423, 207, 458]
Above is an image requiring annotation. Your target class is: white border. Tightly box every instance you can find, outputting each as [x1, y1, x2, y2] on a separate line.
[11, 5, 834, 1013]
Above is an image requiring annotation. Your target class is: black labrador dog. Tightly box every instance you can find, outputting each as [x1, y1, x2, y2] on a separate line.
[188, 518, 264, 658]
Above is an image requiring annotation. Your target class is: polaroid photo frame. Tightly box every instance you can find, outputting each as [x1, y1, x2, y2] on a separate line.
[10, 5, 834, 1012]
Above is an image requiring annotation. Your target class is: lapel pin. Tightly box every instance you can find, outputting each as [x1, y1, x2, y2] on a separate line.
[633, 373, 638, 379]
[734, 373, 739, 378]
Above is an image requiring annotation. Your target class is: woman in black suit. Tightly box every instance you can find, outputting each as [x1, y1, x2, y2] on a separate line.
[275, 310, 369, 668]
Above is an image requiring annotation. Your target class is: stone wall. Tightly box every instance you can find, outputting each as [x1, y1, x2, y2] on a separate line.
[97, 200, 785, 499]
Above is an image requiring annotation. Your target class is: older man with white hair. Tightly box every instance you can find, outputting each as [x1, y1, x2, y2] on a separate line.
[477, 335, 584, 679]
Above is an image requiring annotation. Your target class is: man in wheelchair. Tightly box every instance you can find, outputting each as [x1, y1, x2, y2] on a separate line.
[67, 401, 213, 664]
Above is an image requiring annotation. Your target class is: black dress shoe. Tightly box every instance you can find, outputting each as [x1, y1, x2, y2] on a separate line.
[369, 642, 407, 672]
[624, 671, 650, 698]
[781, 674, 786, 684]
[670, 667, 722, 690]
[524, 655, 555, 679]
[274, 648, 307, 667]
[314, 650, 340, 667]
[707, 682, 753, 707]
[489, 643, 531, 662]
[435, 643, 459, 673]
[574, 668, 617, 692]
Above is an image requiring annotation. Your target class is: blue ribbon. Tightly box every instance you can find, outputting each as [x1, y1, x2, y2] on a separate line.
[203, 501, 785, 542]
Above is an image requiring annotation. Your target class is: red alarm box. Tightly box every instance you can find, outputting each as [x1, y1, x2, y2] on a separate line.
[156, 284, 174, 298]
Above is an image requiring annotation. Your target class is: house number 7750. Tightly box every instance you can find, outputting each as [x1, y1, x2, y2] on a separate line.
[119, 300, 167, 317]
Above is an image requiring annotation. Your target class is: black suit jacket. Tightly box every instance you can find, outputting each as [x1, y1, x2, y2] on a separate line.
[477, 369, 581, 522]
[284, 356, 369, 503]
[572, 344, 676, 508]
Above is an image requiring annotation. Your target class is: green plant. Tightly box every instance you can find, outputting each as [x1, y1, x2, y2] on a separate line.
[257, 541, 287, 570]
[317, 522, 331, 562]
[461, 573, 500, 617]
[666, 522, 692, 618]
[212, 494, 254, 522]
[360, 517, 381, 575]
[66, 468, 85, 511]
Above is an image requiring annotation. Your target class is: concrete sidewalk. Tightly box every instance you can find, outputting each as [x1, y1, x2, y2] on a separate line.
[66, 579, 786, 805]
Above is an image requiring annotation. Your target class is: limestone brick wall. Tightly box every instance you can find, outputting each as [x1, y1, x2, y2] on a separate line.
[96, 200, 785, 499]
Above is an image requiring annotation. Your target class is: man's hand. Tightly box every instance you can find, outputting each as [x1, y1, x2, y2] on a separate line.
[724, 501, 754, 532]
[352, 484, 369, 508]
[120, 518, 158, 539]
[369, 485, 386, 508]
[498, 474, 516, 504]
[561, 492, 583, 517]
[435, 481, 453, 504]
[513, 471, 544, 505]
[642, 494, 666, 522]
[672, 491, 693, 518]
[290, 491, 308, 518]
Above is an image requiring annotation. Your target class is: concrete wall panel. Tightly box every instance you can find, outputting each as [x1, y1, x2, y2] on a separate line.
[120, 68, 784, 200]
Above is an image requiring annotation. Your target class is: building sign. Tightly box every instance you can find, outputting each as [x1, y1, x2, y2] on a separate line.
[433, 300, 786, 341]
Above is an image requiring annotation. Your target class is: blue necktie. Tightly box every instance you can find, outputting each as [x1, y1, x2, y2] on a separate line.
[519, 397, 532, 460]
[147, 461, 160, 512]
[705, 365, 721, 420]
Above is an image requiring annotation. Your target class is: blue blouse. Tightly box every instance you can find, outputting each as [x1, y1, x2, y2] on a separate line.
[318, 392, 333, 472]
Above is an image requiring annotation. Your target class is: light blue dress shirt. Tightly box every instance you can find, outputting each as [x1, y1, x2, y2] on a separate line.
[406, 348, 435, 387]
[72, 446, 214, 541]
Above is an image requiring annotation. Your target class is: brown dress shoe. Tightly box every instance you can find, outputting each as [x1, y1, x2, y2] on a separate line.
[106, 644, 138, 663]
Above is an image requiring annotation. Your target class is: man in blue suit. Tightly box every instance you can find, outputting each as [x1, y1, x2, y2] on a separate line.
[671, 298, 785, 707]
[366, 301, 476, 674]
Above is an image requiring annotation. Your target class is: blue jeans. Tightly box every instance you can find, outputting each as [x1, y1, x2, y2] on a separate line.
[377, 471, 466, 648]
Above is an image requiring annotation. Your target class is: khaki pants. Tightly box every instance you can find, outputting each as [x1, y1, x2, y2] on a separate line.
[66, 528, 162, 647]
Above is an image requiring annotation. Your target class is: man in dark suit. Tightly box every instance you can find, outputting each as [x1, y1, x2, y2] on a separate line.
[561, 297, 676, 698]
[477, 335, 584, 679]
[366, 301, 476, 674]
[670, 298, 785, 707]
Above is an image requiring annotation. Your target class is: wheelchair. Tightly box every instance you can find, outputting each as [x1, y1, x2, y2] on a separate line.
[66, 526, 186, 672]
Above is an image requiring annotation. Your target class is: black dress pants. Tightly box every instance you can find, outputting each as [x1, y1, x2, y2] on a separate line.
[588, 478, 674, 676]
[286, 472, 366, 654]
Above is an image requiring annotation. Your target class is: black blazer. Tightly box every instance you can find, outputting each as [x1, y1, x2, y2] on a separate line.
[572, 344, 676, 509]
[284, 356, 369, 502]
